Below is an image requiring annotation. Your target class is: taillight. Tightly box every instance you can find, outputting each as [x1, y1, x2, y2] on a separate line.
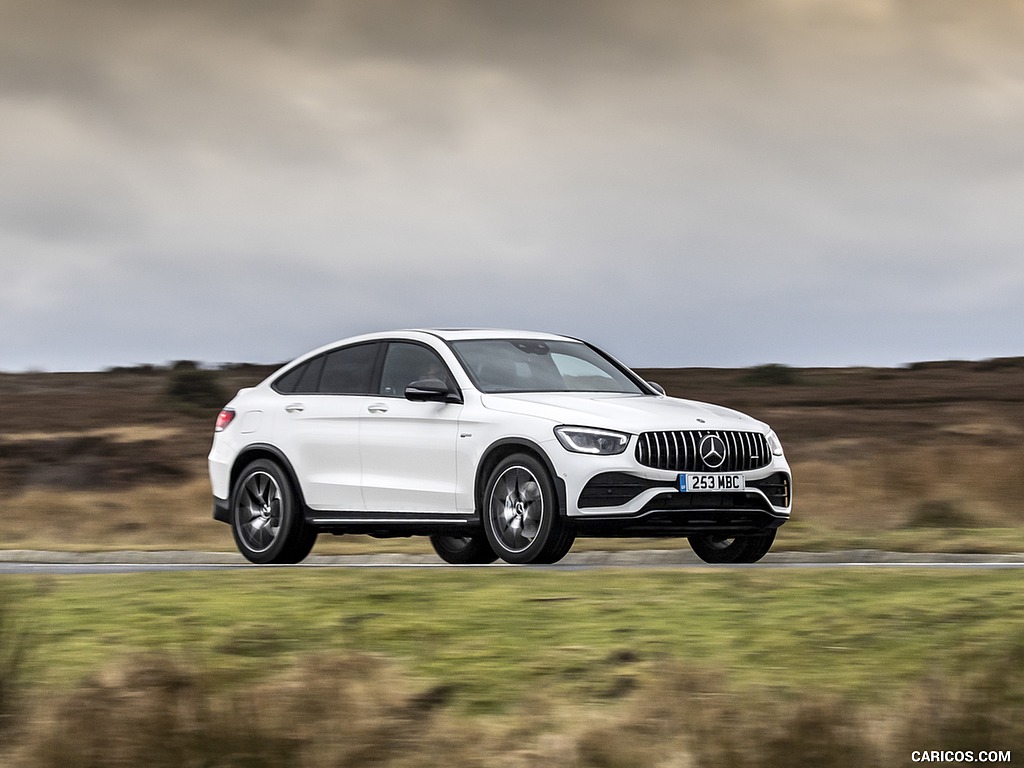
[215, 409, 236, 432]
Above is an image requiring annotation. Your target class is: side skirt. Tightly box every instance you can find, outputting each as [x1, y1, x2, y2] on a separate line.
[305, 510, 480, 537]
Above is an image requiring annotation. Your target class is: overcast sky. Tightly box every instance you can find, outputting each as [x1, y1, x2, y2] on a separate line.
[3, 0, 1023, 371]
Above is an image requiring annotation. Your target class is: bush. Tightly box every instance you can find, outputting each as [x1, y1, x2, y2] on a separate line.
[893, 639, 1024, 758]
[907, 499, 977, 529]
[742, 364, 801, 387]
[8, 648, 1024, 767]
[165, 361, 228, 411]
[16, 653, 452, 768]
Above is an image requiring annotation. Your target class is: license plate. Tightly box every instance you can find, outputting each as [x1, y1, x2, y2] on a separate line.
[679, 473, 745, 492]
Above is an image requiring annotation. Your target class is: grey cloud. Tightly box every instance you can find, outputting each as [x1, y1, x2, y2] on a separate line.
[2, 0, 1024, 369]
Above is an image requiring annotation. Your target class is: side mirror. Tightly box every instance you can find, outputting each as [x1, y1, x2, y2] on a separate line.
[647, 381, 666, 396]
[405, 378, 461, 404]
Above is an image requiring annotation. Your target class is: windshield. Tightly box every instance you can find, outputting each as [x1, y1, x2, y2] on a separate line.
[449, 339, 645, 394]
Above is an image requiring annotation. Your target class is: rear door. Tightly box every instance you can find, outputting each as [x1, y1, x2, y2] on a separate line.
[274, 342, 383, 511]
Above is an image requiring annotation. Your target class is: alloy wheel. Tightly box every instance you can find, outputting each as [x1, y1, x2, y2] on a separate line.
[234, 470, 283, 554]
[488, 466, 544, 554]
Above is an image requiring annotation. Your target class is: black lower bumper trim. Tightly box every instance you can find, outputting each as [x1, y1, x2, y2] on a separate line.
[213, 497, 231, 524]
[578, 472, 675, 508]
[574, 490, 787, 537]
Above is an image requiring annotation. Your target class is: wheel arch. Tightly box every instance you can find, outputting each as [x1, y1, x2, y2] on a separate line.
[231, 444, 309, 513]
[474, 438, 567, 520]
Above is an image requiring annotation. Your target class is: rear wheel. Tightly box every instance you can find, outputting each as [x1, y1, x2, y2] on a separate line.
[231, 459, 317, 564]
[429, 533, 498, 564]
[482, 454, 567, 565]
[688, 529, 776, 564]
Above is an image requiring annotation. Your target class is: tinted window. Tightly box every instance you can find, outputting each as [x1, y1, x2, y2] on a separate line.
[296, 356, 326, 392]
[274, 355, 326, 394]
[379, 342, 454, 397]
[450, 339, 643, 394]
[317, 343, 381, 394]
[274, 364, 304, 394]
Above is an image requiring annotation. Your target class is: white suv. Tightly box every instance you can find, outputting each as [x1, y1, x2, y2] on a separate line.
[208, 329, 792, 565]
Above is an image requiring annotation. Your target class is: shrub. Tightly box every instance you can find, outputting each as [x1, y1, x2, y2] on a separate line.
[17, 652, 452, 768]
[907, 499, 977, 529]
[742, 364, 801, 387]
[165, 361, 228, 411]
[891, 639, 1024, 759]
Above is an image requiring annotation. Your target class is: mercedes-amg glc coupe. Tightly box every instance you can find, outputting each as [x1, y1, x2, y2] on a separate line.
[209, 329, 792, 565]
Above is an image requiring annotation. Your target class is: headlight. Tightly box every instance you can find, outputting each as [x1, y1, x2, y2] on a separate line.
[554, 426, 630, 455]
[766, 429, 785, 457]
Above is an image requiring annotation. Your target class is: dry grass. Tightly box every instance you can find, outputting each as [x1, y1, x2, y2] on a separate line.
[4, 643, 1023, 767]
[5, 479, 224, 552]
[2, 359, 1024, 554]
[791, 444, 1024, 529]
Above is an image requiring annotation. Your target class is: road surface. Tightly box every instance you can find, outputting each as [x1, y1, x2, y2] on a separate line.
[2, 549, 1023, 574]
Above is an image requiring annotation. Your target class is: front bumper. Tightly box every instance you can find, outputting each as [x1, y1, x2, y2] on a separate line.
[569, 470, 790, 536]
[578, 471, 790, 510]
[553, 437, 792, 535]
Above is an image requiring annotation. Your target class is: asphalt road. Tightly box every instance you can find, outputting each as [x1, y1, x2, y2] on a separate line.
[2, 549, 1024, 574]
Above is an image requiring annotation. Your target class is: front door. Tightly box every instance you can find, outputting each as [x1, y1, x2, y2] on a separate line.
[359, 341, 462, 513]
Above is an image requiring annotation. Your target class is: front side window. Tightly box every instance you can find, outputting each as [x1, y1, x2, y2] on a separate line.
[450, 339, 644, 394]
[379, 342, 454, 396]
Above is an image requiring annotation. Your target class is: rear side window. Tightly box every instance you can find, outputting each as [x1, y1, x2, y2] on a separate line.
[273, 343, 381, 395]
[274, 355, 325, 394]
[317, 343, 380, 394]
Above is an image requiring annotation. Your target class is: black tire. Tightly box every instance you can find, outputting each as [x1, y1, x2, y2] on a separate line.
[281, 523, 319, 564]
[736, 529, 776, 563]
[429, 533, 498, 565]
[230, 459, 317, 564]
[481, 453, 567, 565]
[688, 529, 776, 564]
[533, 523, 576, 564]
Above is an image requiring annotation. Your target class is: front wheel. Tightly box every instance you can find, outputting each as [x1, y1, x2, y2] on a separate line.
[231, 459, 317, 564]
[482, 454, 568, 565]
[688, 529, 776, 564]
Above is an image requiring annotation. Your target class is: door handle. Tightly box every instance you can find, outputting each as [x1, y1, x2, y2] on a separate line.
[285, 403, 305, 413]
[367, 403, 389, 414]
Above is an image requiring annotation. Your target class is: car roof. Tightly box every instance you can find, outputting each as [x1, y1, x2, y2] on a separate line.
[269, 328, 581, 377]
[414, 328, 577, 343]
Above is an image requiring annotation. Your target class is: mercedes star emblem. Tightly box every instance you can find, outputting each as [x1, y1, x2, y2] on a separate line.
[698, 434, 727, 469]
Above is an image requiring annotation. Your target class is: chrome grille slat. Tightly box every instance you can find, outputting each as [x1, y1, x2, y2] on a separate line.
[634, 430, 773, 472]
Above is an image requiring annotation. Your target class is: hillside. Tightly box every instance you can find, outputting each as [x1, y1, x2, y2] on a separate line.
[2, 358, 1022, 553]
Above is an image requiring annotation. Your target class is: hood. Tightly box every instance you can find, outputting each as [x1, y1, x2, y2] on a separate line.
[479, 392, 767, 434]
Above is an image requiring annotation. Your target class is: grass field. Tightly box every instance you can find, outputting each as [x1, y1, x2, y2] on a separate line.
[2, 568, 1022, 766]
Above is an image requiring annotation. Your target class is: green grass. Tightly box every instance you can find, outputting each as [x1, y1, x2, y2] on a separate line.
[7, 568, 1023, 713]
[4, 570, 1023, 767]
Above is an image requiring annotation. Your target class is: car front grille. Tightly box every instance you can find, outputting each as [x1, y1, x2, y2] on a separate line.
[635, 430, 772, 473]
